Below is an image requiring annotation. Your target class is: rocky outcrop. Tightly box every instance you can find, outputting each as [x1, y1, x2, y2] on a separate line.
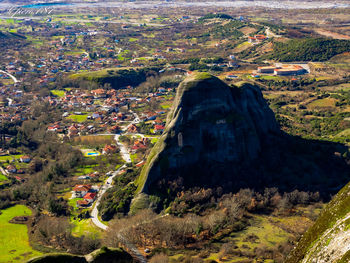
[135, 72, 280, 194]
[286, 181, 350, 263]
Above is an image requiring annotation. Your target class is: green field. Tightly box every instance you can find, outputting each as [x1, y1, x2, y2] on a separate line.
[0, 173, 8, 181]
[71, 218, 101, 238]
[307, 98, 337, 109]
[75, 164, 98, 175]
[0, 205, 42, 263]
[50, 90, 65, 97]
[68, 198, 83, 210]
[0, 154, 23, 162]
[67, 114, 89, 122]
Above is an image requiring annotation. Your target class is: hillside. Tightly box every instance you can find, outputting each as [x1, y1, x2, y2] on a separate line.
[130, 73, 350, 213]
[70, 67, 160, 90]
[135, 73, 280, 194]
[266, 38, 350, 62]
[286, 182, 350, 263]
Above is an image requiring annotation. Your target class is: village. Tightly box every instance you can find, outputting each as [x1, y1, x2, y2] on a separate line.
[0, 3, 350, 262]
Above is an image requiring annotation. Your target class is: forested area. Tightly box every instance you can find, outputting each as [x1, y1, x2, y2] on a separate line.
[267, 38, 350, 62]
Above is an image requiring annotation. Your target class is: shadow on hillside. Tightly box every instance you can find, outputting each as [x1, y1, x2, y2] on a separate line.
[151, 132, 350, 200]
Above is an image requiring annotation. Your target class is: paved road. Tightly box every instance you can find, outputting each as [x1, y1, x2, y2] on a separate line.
[0, 69, 19, 83]
[90, 131, 132, 229]
[90, 164, 127, 230]
[0, 166, 8, 176]
[90, 128, 146, 262]
[115, 134, 132, 163]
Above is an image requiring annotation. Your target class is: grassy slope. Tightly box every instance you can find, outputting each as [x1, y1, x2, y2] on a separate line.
[71, 218, 102, 238]
[0, 205, 42, 263]
[286, 182, 350, 263]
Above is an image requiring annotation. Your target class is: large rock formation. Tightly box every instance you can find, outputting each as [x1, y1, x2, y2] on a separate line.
[135, 72, 280, 195]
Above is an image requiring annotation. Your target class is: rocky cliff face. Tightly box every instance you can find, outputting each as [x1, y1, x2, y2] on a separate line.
[286, 182, 350, 263]
[135, 72, 280, 194]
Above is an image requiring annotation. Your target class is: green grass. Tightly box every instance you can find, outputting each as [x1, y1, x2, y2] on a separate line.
[0, 173, 8, 182]
[67, 114, 88, 123]
[130, 153, 137, 163]
[75, 165, 97, 175]
[129, 38, 138, 42]
[0, 205, 42, 263]
[50, 90, 65, 97]
[335, 128, 350, 139]
[161, 104, 171, 109]
[235, 41, 250, 49]
[68, 198, 83, 210]
[233, 215, 291, 250]
[70, 218, 101, 238]
[6, 19, 15, 24]
[0, 154, 23, 162]
[307, 98, 337, 109]
[151, 137, 158, 144]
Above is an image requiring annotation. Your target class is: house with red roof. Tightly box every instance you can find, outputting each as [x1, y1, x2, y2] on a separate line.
[248, 34, 267, 44]
[128, 124, 138, 133]
[91, 89, 107, 99]
[83, 192, 97, 203]
[154, 125, 165, 134]
[77, 200, 90, 207]
[103, 144, 118, 154]
[6, 165, 17, 174]
[72, 184, 91, 198]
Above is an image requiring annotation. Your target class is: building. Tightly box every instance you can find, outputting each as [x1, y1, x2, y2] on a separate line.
[83, 192, 96, 203]
[127, 124, 138, 133]
[103, 144, 118, 154]
[6, 165, 17, 174]
[77, 200, 89, 207]
[257, 64, 307, 76]
[248, 34, 267, 44]
[274, 65, 307, 76]
[257, 66, 276, 74]
[154, 125, 165, 134]
[20, 155, 31, 163]
[72, 184, 91, 198]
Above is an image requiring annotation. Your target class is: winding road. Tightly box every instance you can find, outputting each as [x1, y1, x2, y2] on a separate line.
[0, 69, 19, 83]
[90, 117, 146, 262]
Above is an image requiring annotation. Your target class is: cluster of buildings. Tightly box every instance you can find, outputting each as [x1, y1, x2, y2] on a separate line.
[72, 184, 99, 207]
[257, 64, 308, 76]
[248, 34, 267, 44]
[45, 85, 170, 137]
